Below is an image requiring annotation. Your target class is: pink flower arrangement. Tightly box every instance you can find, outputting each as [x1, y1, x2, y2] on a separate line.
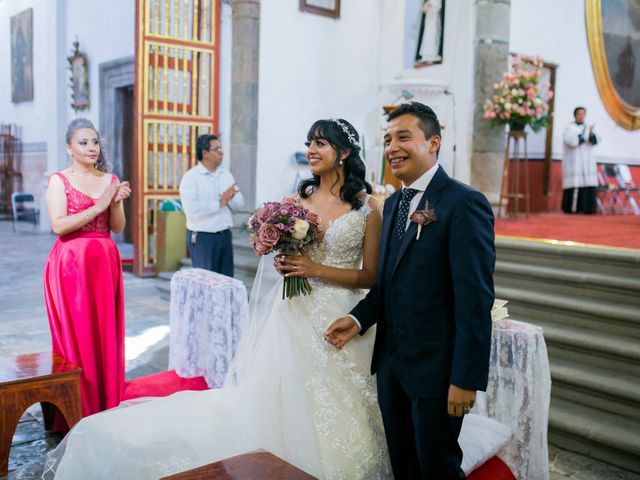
[482, 55, 553, 132]
[248, 198, 321, 298]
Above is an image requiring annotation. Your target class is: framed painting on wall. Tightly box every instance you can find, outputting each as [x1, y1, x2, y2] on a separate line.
[68, 40, 90, 111]
[11, 8, 34, 103]
[299, 0, 341, 19]
[586, 0, 640, 130]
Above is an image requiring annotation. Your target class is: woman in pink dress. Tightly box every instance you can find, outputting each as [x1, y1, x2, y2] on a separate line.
[44, 118, 131, 426]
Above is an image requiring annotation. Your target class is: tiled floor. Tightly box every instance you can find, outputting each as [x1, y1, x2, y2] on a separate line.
[0, 220, 638, 480]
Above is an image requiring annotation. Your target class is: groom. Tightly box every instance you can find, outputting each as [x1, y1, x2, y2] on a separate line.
[325, 102, 495, 479]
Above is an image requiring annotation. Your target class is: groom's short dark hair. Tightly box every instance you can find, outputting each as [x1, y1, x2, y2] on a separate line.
[386, 102, 441, 156]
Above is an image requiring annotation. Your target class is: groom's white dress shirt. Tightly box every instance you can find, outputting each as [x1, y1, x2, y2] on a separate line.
[350, 162, 440, 331]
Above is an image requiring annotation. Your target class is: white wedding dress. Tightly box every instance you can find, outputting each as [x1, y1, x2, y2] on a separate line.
[47, 202, 393, 479]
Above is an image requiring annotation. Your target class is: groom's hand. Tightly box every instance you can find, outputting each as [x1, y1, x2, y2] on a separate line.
[448, 385, 476, 417]
[324, 316, 359, 349]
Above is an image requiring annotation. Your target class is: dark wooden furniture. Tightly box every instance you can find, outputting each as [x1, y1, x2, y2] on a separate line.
[0, 352, 82, 476]
[499, 130, 530, 218]
[160, 450, 317, 480]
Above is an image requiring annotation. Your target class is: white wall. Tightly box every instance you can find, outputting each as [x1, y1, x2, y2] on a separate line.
[61, 0, 135, 169]
[255, 0, 384, 206]
[377, 0, 477, 184]
[510, 0, 640, 163]
[254, 0, 478, 207]
[0, 0, 135, 168]
[218, 2, 233, 170]
[0, 0, 59, 145]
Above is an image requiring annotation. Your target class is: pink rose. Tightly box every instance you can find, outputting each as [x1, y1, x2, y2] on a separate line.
[254, 241, 272, 256]
[306, 212, 320, 226]
[259, 223, 281, 248]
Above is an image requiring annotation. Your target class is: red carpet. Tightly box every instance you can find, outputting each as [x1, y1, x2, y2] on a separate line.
[495, 214, 640, 250]
[123, 370, 209, 400]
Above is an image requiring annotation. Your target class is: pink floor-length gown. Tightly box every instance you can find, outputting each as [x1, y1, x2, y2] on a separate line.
[43, 172, 125, 424]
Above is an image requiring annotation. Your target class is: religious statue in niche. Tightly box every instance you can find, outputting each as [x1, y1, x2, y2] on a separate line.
[415, 0, 445, 67]
[68, 39, 90, 112]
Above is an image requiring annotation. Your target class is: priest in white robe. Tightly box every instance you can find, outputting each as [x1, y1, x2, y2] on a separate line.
[562, 106, 600, 214]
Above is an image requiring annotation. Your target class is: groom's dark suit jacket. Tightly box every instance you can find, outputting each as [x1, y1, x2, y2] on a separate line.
[351, 166, 495, 398]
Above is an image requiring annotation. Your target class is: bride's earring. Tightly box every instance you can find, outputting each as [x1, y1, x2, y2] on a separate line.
[339, 160, 344, 166]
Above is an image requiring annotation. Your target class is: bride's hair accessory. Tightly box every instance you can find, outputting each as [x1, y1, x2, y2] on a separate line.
[331, 119, 360, 149]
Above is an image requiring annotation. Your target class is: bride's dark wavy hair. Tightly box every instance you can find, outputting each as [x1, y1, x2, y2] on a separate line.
[297, 119, 372, 210]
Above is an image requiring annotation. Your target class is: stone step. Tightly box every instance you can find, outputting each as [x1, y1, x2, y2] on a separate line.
[495, 260, 640, 306]
[533, 320, 640, 363]
[496, 237, 640, 278]
[549, 357, 640, 421]
[548, 397, 640, 473]
[156, 281, 171, 302]
[496, 286, 640, 337]
[158, 271, 174, 282]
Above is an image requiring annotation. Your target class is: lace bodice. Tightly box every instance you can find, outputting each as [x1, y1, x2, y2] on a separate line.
[307, 200, 372, 272]
[53, 172, 117, 234]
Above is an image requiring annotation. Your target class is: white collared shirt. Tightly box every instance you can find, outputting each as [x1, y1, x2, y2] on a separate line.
[179, 163, 245, 233]
[402, 162, 439, 230]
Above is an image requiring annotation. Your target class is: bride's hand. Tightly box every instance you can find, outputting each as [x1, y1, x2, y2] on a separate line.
[279, 253, 320, 279]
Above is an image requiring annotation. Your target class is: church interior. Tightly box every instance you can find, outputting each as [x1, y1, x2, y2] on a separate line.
[0, 0, 639, 479]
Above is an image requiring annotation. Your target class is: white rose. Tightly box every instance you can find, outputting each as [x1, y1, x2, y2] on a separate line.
[292, 219, 310, 240]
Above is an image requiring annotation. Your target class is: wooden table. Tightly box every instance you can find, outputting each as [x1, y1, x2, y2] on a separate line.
[0, 352, 82, 476]
[160, 450, 317, 480]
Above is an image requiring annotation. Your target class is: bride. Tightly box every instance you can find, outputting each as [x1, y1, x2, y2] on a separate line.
[46, 118, 393, 479]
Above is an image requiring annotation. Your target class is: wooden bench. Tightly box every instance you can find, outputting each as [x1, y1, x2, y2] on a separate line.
[0, 352, 82, 476]
[160, 450, 317, 480]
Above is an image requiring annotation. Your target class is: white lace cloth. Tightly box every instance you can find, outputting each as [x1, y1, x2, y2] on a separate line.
[169, 268, 249, 387]
[472, 319, 551, 480]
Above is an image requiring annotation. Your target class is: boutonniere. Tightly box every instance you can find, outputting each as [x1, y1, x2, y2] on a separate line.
[410, 203, 437, 240]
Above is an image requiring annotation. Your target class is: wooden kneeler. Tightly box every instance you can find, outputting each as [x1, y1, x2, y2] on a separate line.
[161, 450, 317, 480]
[0, 352, 82, 476]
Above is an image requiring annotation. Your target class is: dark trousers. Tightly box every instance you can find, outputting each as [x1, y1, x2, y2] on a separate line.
[186, 229, 234, 277]
[377, 358, 465, 480]
[562, 187, 597, 214]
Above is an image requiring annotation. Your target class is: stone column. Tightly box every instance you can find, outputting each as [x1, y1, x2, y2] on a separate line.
[230, 0, 260, 211]
[470, 0, 511, 207]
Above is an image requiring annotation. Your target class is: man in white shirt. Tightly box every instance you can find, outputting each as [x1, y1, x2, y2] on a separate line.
[562, 106, 600, 214]
[179, 134, 245, 276]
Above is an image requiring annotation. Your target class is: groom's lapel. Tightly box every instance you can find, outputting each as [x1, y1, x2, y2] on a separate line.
[378, 190, 400, 280]
[392, 166, 448, 275]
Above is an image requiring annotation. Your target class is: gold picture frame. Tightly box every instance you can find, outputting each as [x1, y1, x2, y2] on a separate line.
[585, 0, 640, 130]
[299, 0, 340, 19]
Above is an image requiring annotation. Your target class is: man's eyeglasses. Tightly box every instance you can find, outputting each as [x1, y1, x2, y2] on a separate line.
[209, 146, 223, 153]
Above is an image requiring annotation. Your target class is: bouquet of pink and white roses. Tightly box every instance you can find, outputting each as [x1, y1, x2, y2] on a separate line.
[482, 55, 554, 133]
[248, 198, 321, 299]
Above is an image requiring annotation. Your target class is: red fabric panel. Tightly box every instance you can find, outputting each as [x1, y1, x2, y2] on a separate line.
[468, 456, 516, 480]
[122, 370, 209, 400]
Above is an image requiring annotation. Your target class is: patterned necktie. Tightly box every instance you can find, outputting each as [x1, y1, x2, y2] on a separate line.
[395, 188, 419, 243]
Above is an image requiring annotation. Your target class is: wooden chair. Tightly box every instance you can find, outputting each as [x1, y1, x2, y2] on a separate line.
[160, 450, 317, 480]
[0, 352, 82, 476]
